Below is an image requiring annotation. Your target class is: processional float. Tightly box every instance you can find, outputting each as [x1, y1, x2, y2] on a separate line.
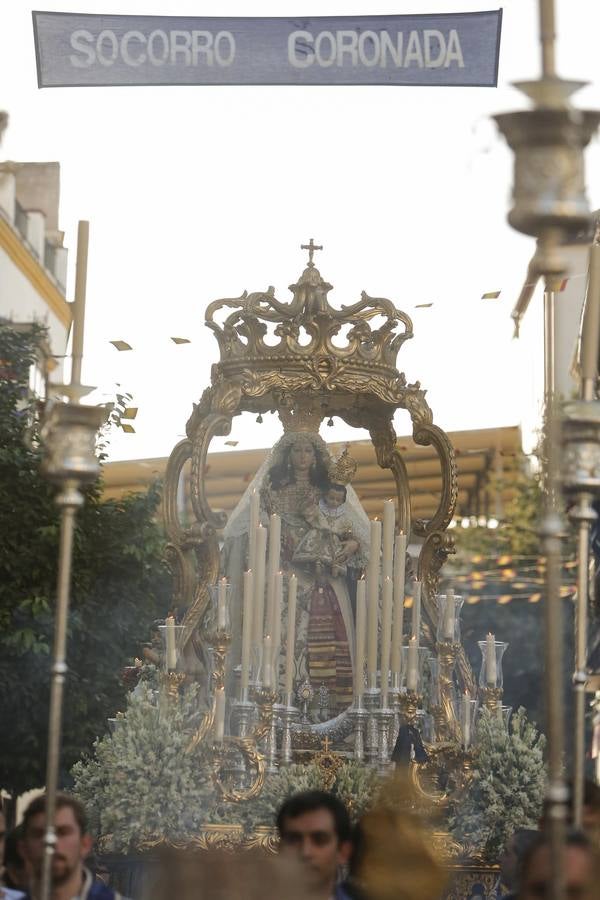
[158, 240, 512, 809]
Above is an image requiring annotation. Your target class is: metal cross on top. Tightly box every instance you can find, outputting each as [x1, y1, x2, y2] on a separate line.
[301, 238, 323, 267]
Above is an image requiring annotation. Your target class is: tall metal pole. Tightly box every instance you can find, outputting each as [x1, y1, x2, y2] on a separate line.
[39, 223, 104, 900]
[495, 0, 600, 895]
[539, 0, 556, 79]
[568, 242, 600, 826]
[544, 290, 555, 403]
[39, 484, 82, 900]
[541, 276, 567, 900]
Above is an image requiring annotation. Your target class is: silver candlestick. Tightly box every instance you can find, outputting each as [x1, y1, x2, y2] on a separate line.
[349, 702, 369, 762]
[280, 696, 299, 765]
[376, 707, 395, 773]
[364, 687, 380, 765]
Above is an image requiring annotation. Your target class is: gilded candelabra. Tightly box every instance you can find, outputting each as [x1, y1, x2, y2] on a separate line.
[399, 690, 421, 726]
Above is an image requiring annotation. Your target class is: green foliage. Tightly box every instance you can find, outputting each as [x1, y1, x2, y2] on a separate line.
[0, 323, 171, 794]
[240, 760, 380, 833]
[453, 462, 543, 558]
[72, 675, 215, 852]
[73, 671, 379, 847]
[449, 708, 546, 863]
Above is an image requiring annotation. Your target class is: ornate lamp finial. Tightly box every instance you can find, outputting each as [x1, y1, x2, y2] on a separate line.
[328, 446, 358, 485]
[301, 238, 323, 268]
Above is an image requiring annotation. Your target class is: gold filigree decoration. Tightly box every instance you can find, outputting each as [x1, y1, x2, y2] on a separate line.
[211, 737, 266, 803]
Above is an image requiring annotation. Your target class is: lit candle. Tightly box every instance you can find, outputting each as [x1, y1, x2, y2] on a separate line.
[252, 525, 267, 649]
[266, 513, 281, 642]
[262, 634, 273, 689]
[411, 581, 422, 647]
[461, 693, 471, 748]
[406, 637, 418, 692]
[165, 615, 177, 671]
[380, 576, 393, 708]
[271, 571, 283, 687]
[442, 588, 455, 642]
[284, 574, 297, 700]
[217, 577, 228, 630]
[391, 532, 407, 678]
[382, 499, 395, 583]
[248, 489, 259, 570]
[214, 686, 226, 743]
[367, 519, 382, 687]
[355, 579, 366, 703]
[485, 632, 497, 686]
[240, 570, 254, 696]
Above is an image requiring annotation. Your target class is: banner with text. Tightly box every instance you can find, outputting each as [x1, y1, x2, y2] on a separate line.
[33, 10, 502, 88]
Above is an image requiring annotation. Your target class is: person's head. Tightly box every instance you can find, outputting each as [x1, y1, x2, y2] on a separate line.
[20, 793, 92, 887]
[499, 828, 539, 891]
[519, 831, 597, 900]
[323, 483, 346, 509]
[269, 435, 329, 490]
[289, 438, 316, 475]
[3, 825, 28, 890]
[276, 791, 352, 894]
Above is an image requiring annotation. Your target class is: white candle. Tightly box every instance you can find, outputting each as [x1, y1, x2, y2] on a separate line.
[240, 570, 254, 696]
[485, 632, 497, 686]
[271, 571, 283, 686]
[262, 635, 273, 689]
[217, 577, 228, 630]
[391, 532, 407, 677]
[252, 525, 267, 649]
[165, 615, 177, 671]
[411, 581, 422, 647]
[248, 489, 259, 570]
[214, 686, 226, 743]
[382, 500, 395, 583]
[380, 576, 393, 708]
[355, 579, 366, 702]
[284, 574, 297, 699]
[367, 519, 382, 686]
[266, 513, 281, 640]
[461, 693, 471, 748]
[442, 588, 455, 642]
[406, 637, 418, 692]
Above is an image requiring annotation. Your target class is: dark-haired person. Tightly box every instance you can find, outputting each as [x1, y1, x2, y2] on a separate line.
[276, 791, 353, 900]
[19, 794, 126, 900]
[518, 831, 598, 900]
[495, 828, 539, 898]
[1, 811, 25, 900]
[2, 824, 27, 899]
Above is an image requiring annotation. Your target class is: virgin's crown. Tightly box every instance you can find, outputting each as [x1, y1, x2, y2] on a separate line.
[203, 242, 423, 432]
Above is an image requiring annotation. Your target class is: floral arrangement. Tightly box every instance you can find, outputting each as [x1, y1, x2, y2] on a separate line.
[72, 667, 379, 851]
[449, 707, 546, 862]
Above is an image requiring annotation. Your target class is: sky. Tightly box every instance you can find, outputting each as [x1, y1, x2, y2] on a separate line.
[2, 0, 599, 461]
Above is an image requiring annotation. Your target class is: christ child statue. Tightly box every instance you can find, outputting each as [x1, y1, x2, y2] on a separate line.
[292, 481, 359, 577]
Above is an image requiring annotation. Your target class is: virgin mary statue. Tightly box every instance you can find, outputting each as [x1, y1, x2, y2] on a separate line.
[222, 431, 370, 714]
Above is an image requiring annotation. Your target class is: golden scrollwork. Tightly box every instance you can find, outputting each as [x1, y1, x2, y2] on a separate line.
[211, 737, 266, 803]
[195, 824, 245, 852]
[243, 826, 280, 854]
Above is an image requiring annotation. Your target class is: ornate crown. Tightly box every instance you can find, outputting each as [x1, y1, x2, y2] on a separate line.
[203, 241, 425, 433]
[328, 447, 358, 485]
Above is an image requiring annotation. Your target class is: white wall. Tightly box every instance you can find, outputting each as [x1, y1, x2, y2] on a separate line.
[0, 246, 69, 377]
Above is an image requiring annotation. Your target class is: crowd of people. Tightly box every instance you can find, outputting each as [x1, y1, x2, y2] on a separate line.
[1, 787, 600, 900]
